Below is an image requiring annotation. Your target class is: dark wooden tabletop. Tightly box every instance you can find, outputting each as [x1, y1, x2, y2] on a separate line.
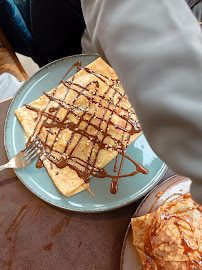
[0, 98, 174, 270]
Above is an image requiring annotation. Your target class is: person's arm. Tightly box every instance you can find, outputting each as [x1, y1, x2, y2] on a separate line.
[81, 0, 202, 203]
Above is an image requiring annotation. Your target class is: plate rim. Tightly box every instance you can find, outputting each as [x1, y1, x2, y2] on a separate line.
[119, 174, 192, 269]
[4, 53, 168, 213]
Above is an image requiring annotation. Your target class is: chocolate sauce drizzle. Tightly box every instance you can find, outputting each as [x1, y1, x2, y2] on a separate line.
[25, 61, 148, 194]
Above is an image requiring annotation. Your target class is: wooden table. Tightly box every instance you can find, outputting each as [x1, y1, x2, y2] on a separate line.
[0, 97, 174, 270]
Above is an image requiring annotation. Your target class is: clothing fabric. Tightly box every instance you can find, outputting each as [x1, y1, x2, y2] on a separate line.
[81, 0, 202, 204]
[13, 0, 32, 33]
[81, 0, 202, 54]
[0, 0, 34, 58]
[31, 0, 86, 67]
[188, 0, 202, 21]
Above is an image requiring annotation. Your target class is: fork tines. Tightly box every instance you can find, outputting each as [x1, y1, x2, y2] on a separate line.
[23, 139, 42, 161]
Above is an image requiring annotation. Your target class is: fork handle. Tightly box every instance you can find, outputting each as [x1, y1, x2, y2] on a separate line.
[0, 163, 10, 172]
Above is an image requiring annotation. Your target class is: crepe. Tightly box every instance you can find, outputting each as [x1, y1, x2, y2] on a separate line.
[15, 57, 144, 197]
[131, 194, 202, 269]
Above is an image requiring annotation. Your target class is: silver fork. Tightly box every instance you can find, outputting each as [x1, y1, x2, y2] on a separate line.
[0, 139, 42, 171]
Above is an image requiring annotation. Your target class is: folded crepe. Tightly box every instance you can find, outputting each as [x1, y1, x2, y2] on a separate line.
[131, 194, 202, 269]
[15, 57, 143, 197]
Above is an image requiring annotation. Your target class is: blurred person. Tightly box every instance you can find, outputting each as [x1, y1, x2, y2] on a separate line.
[1, 0, 200, 65]
[30, 0, 201, 66]
[0, 0, 86, 66]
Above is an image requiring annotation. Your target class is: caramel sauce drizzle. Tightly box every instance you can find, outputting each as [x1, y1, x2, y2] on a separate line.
[143, 194, 202, 269]
[25, 61, 148, 194]
[148, 176, 186, 214]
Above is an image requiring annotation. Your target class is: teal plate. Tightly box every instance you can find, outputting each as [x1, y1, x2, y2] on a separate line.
[4, 54, 167, 213]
